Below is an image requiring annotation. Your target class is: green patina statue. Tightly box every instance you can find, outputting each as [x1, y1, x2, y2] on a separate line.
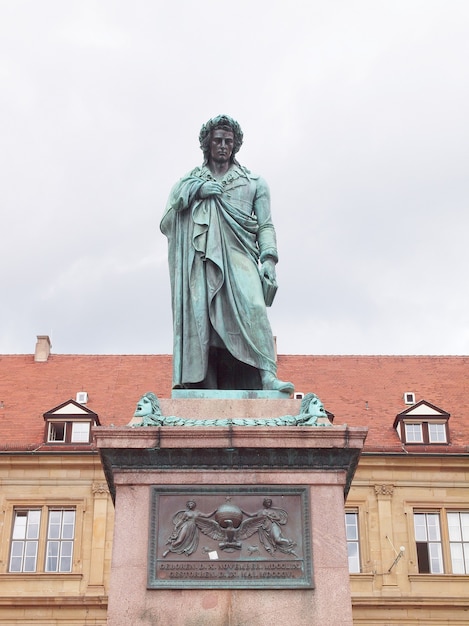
[131, 392, 331, 427]
[161, 115, 293, 394]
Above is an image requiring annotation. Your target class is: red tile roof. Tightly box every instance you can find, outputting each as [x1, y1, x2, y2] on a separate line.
[1, 353, 468, 453]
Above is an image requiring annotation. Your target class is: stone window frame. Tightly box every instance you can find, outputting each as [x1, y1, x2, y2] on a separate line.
[413, 511, 444, 573]
[345, 499, 370, 575]
[404, 501, 469, 575]
[345, 510, 361, 573]
[2, 499, 84, 575]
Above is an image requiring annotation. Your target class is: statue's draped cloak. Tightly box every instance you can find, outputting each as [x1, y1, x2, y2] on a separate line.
[161, 164, 278, 387]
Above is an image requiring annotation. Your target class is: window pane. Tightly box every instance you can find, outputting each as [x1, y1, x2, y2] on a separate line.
[426, 514, 441, 541]
[48, 422, 66, 442]
[62, 510, 75, 539]
[428, 423, 446, 443]
[11, 542, 24, 557]
[414, 514, 427, 541]
[46, 541, 59, 572]
[23, 541, 38, 572]
[460, 513, 469, 541]
[345, 513, 358, 540]
[71, 422, 90, 442]
[345, 512, 360, 573]
[450, 543, 465, 574]
[48, 511, 61, 539]
[464, 544, 469, 573]
[416, 542, 430, 573]
[9, 542, 24, 572]
[448, 513, 462, 541]
[429, 542, 443, 573]
[347, 542, 360, 573]
[405, 423, 423, 442]
[60, 541, 73, 572]
[12, 513, 27, 539]
[63, 510, 75, 525]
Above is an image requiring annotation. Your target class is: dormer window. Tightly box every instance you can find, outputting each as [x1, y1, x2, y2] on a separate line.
[404, 423, 423, 443]
[394, 400, 450, 445]
[46, 420, 91, 443]
[429, 422, 448, 443]
[43, 399, 100, 446]
[48, 421, 66, 442]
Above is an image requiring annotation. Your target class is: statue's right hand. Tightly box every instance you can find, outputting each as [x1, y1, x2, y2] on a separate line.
[199, 181, 223, 198]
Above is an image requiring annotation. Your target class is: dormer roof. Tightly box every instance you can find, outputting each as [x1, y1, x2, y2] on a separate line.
[43, 398, 100, 424]
[393, 400, 450, 427]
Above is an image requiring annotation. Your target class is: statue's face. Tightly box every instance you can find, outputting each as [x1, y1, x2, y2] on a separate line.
[134, 395, 153, 417]
[309, 397, 326, 417]
[209, 128, 234, 165]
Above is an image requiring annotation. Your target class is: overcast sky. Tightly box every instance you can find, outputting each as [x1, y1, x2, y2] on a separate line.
[1, 1, 468, 356]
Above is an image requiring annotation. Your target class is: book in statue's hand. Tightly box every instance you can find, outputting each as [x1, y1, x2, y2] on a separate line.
[262, 275, 278, 307]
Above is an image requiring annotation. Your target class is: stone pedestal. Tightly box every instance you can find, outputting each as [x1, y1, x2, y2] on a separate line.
[95, 399, 366, 626]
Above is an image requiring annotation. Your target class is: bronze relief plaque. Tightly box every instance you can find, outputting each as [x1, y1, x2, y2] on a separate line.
[148, 486, 312, 589]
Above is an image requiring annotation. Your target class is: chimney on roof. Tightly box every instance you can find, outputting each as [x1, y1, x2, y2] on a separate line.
[34, 335, 52, 362]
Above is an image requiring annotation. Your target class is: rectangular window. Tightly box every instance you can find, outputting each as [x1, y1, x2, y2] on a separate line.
[71, 422, 90, 443]
[448, 512, 469, 574]
[48, 422, 66, 442]
[428, 423, 447, 443]
[46, 420, 92, 444]
[46, 509, 75, 572]
[345, 511, 360, 573]
[405, 423, 423, 443]
[414, 513, 444, 573]
[9, 507, 75, 573]
[9, 510, 41, 572]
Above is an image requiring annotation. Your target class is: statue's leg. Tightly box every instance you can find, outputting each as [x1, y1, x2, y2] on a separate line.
[260, 370, 294, 395]
[214, 348, 261, 390]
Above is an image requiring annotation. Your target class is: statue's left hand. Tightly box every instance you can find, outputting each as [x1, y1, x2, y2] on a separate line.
[261, 258, 277, 283]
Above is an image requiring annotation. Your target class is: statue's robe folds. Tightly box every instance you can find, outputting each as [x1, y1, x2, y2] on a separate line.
[161, 164, 279, 388]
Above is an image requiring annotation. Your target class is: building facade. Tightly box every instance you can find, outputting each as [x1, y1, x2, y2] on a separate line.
[0, 338, 468, 624]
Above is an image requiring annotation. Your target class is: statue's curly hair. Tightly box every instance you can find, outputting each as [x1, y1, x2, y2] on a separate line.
[142, 392, 162, 416]
[199, 114, 243, 163]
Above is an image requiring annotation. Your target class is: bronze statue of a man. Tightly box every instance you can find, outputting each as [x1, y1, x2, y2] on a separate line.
[161, 115, 293, 393]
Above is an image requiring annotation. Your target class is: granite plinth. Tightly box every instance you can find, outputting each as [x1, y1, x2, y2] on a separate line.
[95, 398, 366, 626]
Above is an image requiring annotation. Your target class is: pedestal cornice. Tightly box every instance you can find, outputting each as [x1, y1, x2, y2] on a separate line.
[94, 425, 367, 502]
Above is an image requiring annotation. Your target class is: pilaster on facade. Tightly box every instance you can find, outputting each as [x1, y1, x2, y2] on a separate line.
[88, 482, 111, 593]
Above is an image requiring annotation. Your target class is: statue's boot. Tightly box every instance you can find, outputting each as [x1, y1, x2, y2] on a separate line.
[260, 371, 294, 394]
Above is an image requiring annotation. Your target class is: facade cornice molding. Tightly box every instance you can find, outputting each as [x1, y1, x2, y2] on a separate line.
[352, 593, 469, 608]
[0, 593, 107, 607]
